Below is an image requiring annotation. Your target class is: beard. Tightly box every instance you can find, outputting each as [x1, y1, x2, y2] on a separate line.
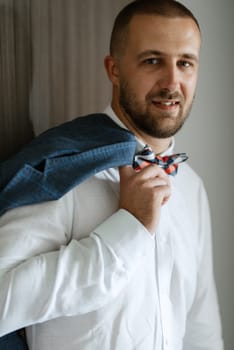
[119, 80, 194, 139]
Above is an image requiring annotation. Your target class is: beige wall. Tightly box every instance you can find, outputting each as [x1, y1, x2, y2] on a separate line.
[177, 1, 234, 349]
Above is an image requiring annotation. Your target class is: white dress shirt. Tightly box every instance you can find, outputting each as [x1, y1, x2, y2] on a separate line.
[0, 107, 224, 349]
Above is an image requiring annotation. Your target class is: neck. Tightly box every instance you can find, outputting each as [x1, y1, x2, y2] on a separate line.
[111, 100, 172, 155]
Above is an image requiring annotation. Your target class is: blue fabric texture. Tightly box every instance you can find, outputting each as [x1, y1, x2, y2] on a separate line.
[0, 331, 28, 350]
[0, 113, 136, 216]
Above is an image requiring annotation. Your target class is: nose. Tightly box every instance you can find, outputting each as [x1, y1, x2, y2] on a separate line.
[157, 63, 180, 92]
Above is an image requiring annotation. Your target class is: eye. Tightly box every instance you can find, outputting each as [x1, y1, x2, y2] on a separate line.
[144, 58, 160, 65]
[179, 60, 192, 68]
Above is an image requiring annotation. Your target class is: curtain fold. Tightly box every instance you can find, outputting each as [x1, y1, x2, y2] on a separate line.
[0, 0, 34, 160]
[30, 0, 129, 136]
[0, 0, 129, 157]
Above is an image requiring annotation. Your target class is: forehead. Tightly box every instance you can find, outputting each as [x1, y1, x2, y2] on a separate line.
[126, 14, 201, 58]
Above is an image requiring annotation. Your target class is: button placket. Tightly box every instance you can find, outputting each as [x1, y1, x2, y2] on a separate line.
[155, 206, 174, 350]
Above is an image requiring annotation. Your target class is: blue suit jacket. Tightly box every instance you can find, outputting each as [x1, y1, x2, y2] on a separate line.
[0, 113, 136, 348]
[0, 113, 136, 216]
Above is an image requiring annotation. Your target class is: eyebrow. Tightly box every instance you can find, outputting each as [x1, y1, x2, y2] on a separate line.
[137, 50, 199, 63]
[182, 53, 199, 63]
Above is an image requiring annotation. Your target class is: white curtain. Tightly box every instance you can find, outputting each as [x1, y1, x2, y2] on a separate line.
[30, 0, 129, 135]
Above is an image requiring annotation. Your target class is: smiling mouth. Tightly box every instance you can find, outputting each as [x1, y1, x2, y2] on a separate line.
[154, 100, 180, 106]
[151, 100, 180, 111]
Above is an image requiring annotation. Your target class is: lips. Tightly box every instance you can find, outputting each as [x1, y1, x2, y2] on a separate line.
[152, 100, 180, 110]
[148, 91, 183, 111]
[156, 101, 179, 106]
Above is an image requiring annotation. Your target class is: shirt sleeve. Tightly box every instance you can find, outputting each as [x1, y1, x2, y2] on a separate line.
[0, 191, 153, 336]
[183, 181, 224, 350]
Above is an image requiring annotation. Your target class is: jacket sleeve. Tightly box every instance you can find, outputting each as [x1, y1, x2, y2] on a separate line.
[0, 190, 153, 336]
[183, 181, 224, 350]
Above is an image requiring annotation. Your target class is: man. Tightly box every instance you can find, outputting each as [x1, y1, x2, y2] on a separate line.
[0, 0, 224, 349]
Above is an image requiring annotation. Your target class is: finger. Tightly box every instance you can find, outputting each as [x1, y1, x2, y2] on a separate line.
[151, 183, 171, 205]
[162, 194, 170, 205]
[144, 177, 169, 188]
[135, 163, 169, 181]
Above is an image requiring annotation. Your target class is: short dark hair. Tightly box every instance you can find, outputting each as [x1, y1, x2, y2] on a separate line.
[110, 0, 200, 56]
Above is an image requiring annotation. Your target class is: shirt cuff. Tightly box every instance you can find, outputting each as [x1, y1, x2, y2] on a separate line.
[93, 209, 154, 271]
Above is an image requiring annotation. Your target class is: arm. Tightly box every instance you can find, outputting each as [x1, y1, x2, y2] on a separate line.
[183, 182, 224, 350]
[0, 190, 153, 336]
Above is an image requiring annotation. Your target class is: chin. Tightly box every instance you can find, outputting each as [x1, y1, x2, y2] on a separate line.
[145, 121, 185, 139]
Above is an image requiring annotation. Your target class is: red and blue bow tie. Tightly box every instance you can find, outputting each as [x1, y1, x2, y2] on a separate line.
[133, 145, 188, 176]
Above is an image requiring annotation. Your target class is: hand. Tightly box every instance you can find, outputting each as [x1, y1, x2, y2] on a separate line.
[119, 164, 171, 235]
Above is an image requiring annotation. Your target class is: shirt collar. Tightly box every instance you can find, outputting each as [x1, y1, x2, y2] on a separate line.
[103, 105, 175, 156]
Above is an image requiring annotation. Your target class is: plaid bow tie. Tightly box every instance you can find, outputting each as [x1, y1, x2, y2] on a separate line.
[133, 145, 188, 176]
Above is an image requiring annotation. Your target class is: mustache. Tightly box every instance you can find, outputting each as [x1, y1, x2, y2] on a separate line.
[147, 89, 184, 102]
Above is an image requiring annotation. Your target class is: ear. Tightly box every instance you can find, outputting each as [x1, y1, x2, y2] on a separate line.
[104, 55, 120, 86]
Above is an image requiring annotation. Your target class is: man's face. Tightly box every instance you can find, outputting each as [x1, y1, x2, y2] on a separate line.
[115, 14, 201, 139]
